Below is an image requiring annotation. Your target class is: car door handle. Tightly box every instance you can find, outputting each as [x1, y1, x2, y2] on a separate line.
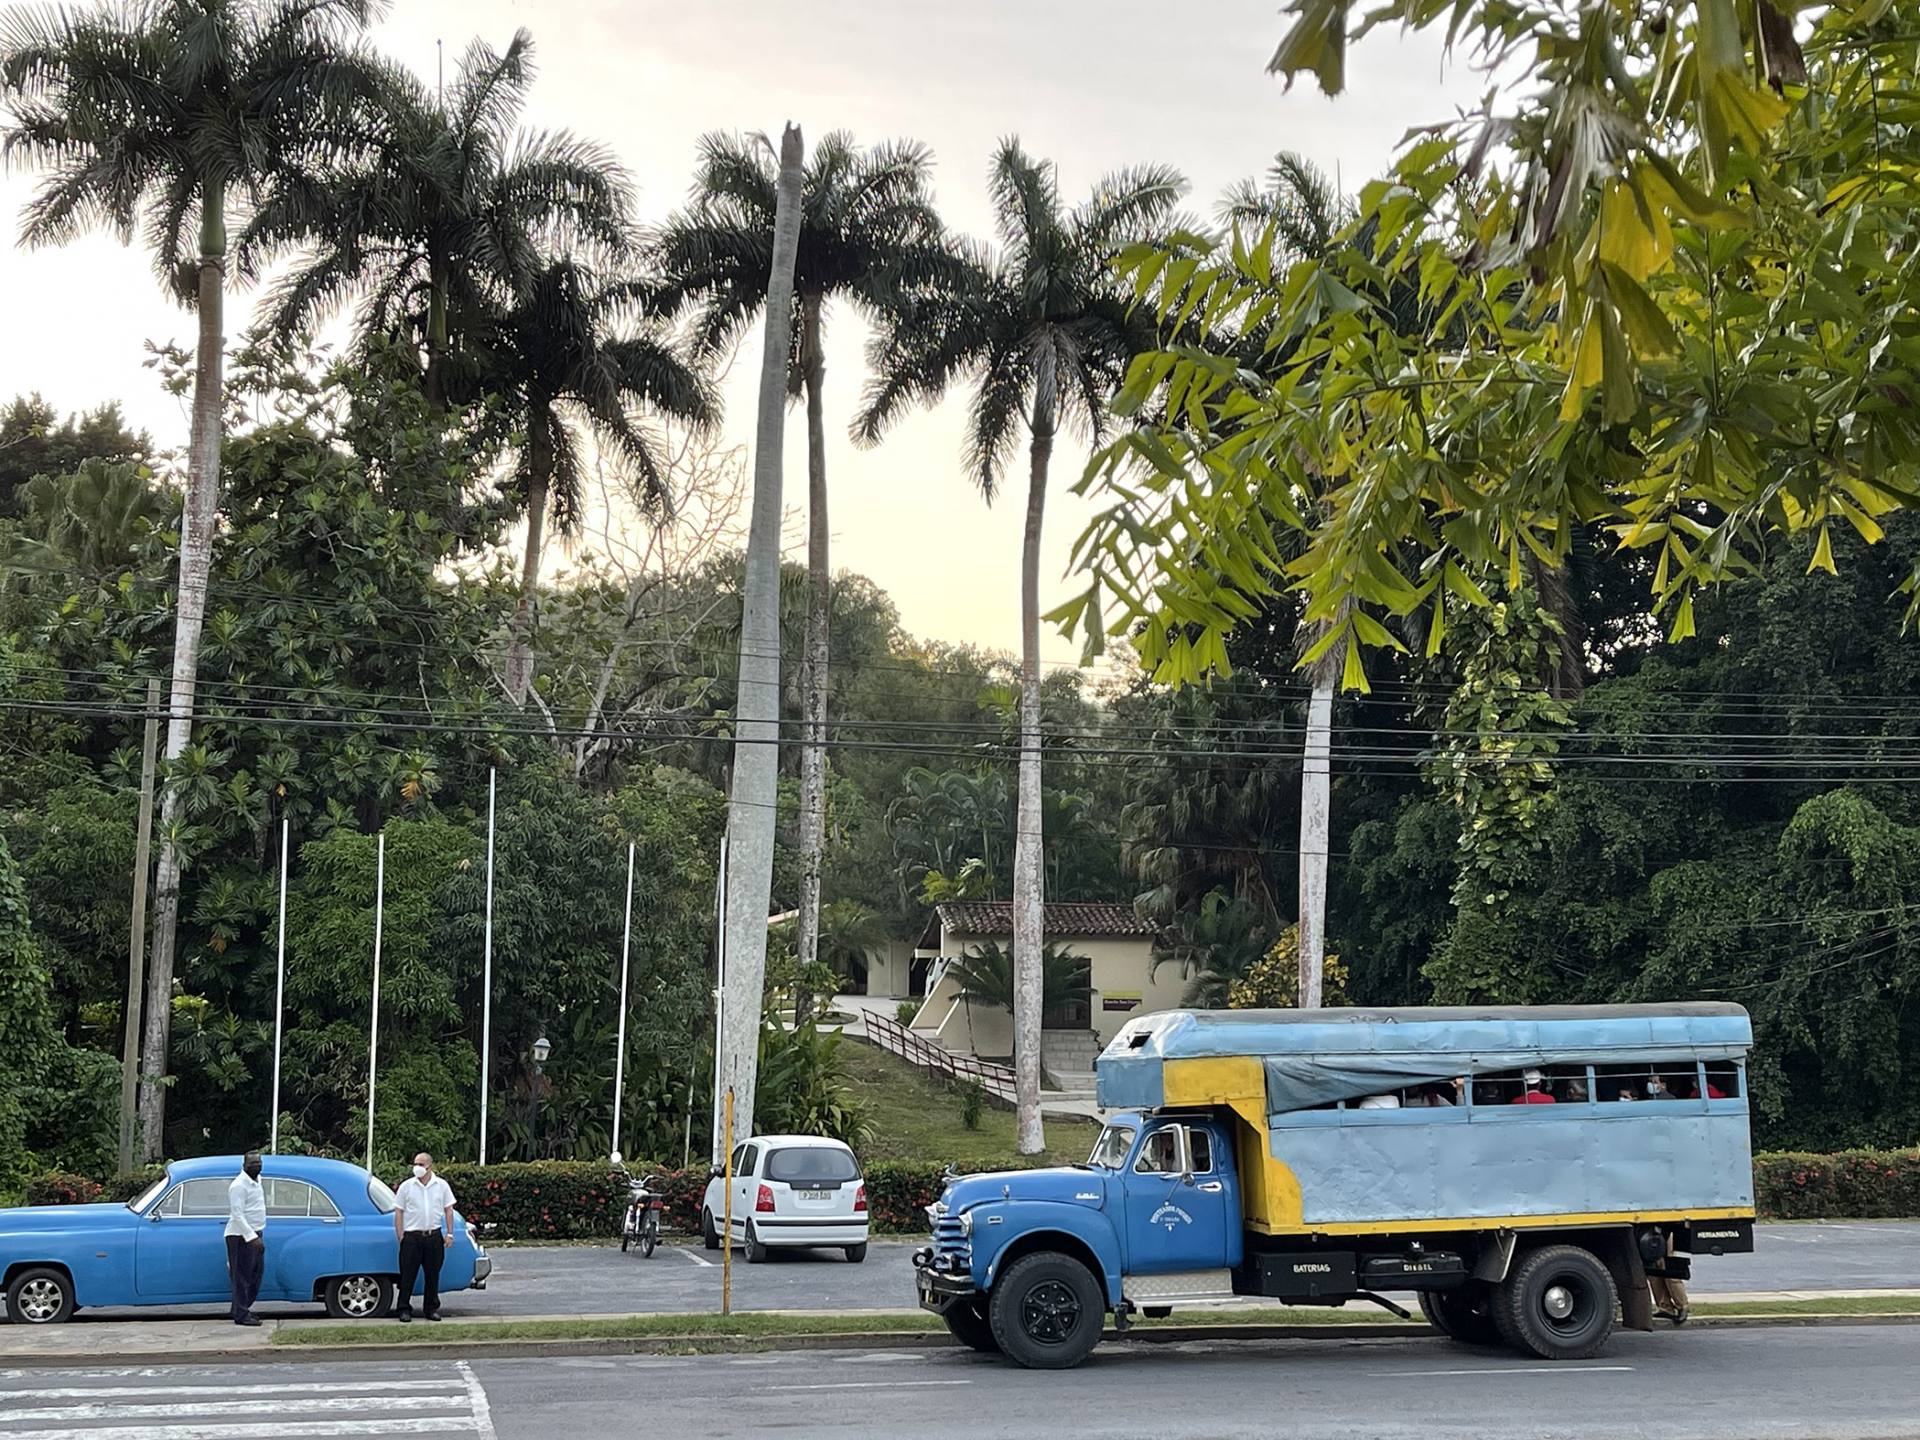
[1196, 1182, 1223, 1193]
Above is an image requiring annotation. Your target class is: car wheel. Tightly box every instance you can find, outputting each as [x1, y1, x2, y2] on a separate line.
[941, 1295, 999, 1353]
[988, 1251, 1105, 1370]
[1420, 1285, 1503, 1346]
[323, 1273, 395, 1321]
[744, 1221, 768, 1264]
[1495, 1245, 1617, 1361]
[5, 1267, 74, 1325]
[844, 1243, 867, 1263]
[701, 1209, 720, 1251]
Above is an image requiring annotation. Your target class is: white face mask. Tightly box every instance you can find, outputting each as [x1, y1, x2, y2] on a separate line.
[412, 1164, 428, 1180]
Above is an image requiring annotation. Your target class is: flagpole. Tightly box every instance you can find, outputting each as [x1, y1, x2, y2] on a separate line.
[479, 768, 496, 1164]
[366, 831, 386, 1173]
[611, 840, 635, 1162]
[268, 818, 289, 1153]
[710, 834, 729, 1167]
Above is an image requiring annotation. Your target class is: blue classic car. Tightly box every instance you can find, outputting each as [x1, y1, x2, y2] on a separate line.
[0, 1155, 490, 1324]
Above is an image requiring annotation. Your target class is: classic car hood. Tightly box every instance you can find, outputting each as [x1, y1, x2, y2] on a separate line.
[0, 1203, 131, 1231]
[943, 1166, 1109, 1213]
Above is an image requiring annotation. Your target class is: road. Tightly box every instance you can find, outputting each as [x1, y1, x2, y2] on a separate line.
[69, 1219, 1920, 1322]
[3, 1326, 1917, 1438]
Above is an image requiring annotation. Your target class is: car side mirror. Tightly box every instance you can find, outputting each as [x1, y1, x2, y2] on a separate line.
[147, 1211, 164, 1223]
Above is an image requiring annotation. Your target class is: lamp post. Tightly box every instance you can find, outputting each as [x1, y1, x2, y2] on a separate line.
[528, 1035, 551, 1159]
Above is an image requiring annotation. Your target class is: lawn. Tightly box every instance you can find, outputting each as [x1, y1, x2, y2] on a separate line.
[839, 1037, 1098, 1166]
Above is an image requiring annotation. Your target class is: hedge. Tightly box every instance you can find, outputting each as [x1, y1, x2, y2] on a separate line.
[21, 1151, 1920, 1235]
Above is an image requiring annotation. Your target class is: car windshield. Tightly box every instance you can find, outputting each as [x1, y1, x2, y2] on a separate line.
[765, 1147, 859, 1184]
[126, 1175, 169, 1214]
[1088, 1123, 1137, 1169]
[367, 1175, 397, 1214]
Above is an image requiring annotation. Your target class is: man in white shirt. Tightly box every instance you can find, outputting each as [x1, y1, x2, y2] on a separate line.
[393, 1151, 457, 1322]
[223, 1153, 266, 1326]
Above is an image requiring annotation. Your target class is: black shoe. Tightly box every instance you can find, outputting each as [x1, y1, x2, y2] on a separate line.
[396, 1309, 413, 1323]
[423, 1312, 442, 1322]
[235, 1316, 261, 1327]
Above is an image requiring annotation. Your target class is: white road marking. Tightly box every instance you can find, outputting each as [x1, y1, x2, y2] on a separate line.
[787, 1380, 972, 1391]
[0, 1394, 464, 1423]
[680, 1247, 715, 1267]
[0, 1379, 463, 1403]
[1367, 1365, 1635, 1378]
[458, 1362, 498, 1440]
[0, 1421, 479, 1440]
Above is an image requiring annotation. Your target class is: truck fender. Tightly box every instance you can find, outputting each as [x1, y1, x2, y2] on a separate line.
[1470, 1230, 1518, 1284]
[975, 1203, 1123, 1308]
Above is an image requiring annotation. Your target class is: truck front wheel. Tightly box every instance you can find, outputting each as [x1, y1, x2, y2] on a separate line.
[1494, 1244, 1617, 1361]
[942, 1295, 1000, 1353]
[988, 1252, 1105, 1370]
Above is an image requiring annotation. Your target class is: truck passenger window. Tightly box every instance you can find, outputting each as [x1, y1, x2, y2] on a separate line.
[1188, 1129, 1213, 1174]
[1700, 1063, 1741, 1099]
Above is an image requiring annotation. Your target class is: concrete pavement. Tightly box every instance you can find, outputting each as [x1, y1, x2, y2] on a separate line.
[5, 1326, 1917, 1438]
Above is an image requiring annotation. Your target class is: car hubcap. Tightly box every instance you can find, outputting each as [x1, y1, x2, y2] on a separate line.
[19, 1279, 62, 1322]
[1021, 1279, 1082, 1345]
[339, 1276, 381, 1318]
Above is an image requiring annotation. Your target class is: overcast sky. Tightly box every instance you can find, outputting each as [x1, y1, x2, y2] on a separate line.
[0, 0, 1473, 669]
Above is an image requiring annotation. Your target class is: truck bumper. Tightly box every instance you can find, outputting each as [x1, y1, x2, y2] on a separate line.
[913, 1261, 977, 1314]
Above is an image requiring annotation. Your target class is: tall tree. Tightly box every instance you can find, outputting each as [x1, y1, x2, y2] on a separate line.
[467, 256, 716, 703]
[858, 140, 1183, 1151]
[716, 123, 805, 1159]
[239, 29, 627, 413]
[0, 0, 382, 1160]
[656, 131, 949, 1023]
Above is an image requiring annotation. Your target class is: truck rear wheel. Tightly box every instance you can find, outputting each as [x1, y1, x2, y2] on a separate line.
[1494, 1244, 1617, 1360]
[1419, 1285, 1501, 1346]
[942, 1295, 1000, 1353]
[988, 1251, 1105, 1370]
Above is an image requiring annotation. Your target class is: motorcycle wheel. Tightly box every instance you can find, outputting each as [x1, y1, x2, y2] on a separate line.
[641, 1223, 657, 1259]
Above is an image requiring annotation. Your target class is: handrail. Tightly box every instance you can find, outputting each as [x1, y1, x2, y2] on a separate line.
[863, 1009, 1016, 1099]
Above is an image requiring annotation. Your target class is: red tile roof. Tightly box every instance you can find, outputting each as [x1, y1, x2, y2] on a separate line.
[929, 901, 1159, 942]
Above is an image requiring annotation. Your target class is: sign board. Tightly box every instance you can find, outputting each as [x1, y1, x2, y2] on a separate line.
[1102, 991, 1143, 1013]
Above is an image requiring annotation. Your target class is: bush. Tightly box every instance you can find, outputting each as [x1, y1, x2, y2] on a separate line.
[23, 1171, 101, 1206]
[1751, 1148, 1920, 1219]
[959, 1081, 985, 1131]
[895, 999, 921, 1026]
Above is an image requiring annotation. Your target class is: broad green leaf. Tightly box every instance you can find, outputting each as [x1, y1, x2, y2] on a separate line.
[1600, 261, 1680, 355]
[1808, 524, 1836, 575]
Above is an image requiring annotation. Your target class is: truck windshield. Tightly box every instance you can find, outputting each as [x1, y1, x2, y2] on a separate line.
[1087, 1123, 1137, 1169]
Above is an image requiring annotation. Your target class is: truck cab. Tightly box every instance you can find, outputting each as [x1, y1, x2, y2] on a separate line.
[913, 1003, 1757, 1370]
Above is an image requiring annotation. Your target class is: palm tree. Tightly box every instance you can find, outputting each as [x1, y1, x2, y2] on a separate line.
[0, 0, 382, 1160]
[239, 29, 627, 412]
[949, 942, 1092, 1027]
[464, 255, 717, 702]
[656, 131, 950, 1024]
[857, 139, 1184, 1152]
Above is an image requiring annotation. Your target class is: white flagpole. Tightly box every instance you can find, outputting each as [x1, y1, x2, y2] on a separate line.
[479, 768, 497, 1164]
[366, 831, 386, 1173]
[268, 818, 290, 1153]
[611, 841, 635, 1162]
[710, 833, 728, 1167]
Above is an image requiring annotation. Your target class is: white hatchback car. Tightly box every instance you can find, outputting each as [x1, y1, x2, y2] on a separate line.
[700, 1135, 869, 1263]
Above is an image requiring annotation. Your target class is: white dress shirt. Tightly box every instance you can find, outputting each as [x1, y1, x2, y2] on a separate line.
[224, 1172, 266, 1241]
[395, 1174, 456, 1234]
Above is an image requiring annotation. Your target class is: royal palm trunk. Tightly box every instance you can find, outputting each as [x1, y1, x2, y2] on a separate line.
[794, 294, 830, 1026]
[504, 416, 551, 705]
[1013, 375, 1055, 1156]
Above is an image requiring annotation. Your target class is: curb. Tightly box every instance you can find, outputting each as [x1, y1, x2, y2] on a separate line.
[4, 1311, 1917, 1369]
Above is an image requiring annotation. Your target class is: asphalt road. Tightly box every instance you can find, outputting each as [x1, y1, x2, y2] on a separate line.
[69, 1219, 1920, 1322]
[4, 1326, 1917, 1438]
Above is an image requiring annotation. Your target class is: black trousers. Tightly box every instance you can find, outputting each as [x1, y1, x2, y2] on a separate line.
[225, 1235, 263, 1321]
[398, 1230, 445, 1316]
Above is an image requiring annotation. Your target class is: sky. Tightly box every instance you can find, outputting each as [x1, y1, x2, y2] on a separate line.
[0, 0, 1477, 671]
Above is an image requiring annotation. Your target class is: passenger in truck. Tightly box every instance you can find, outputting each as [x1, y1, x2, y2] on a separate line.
[1510, 1068, 1557, 1104]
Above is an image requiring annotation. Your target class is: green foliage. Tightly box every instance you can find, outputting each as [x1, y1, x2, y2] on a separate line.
[1227, 924, 1349, 1009]
[755, 1013, 876, 1150]
[959, 1081, 985, 1132]
[894, 999, 921, 1026]
[947, 942, 1091, 1019]
[1752, 1150, 1920, 1221]
[1152, 889, 1275, 1007]
[21, 1171, 102, 1206]
[0, 396, 150, 517]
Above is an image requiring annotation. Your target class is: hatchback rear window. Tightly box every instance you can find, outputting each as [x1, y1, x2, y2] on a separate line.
[765, 1148, 858, 1184]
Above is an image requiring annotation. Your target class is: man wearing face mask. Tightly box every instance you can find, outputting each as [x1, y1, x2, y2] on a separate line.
[393, 1152, 457, 1322]
[223, 1152, 267, 1326]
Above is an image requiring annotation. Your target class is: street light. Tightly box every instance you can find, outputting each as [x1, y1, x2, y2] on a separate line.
[529, 1035, 551, 1159]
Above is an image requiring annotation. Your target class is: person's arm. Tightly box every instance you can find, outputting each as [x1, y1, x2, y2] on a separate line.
[229, 1177, 258, 1244]
[393, 1183, 407, 1244]
[442, 1182, 457, 1246]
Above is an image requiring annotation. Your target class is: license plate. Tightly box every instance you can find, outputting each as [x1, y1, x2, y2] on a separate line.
[797, 1189, 831, 1201]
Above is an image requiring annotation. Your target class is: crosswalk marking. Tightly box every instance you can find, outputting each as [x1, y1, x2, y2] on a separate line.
[0, 1360, 492, 1440]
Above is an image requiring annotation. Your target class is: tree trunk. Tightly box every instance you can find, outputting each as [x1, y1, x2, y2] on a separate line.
[424, 251, 449, 413]
[504, 411, 551, 705]
[1013, 362, 1056, 1156]
[1295, 602, 1348, 1010]
[137, 181, 227, 1162]
[793, 294, 830, 1027]
[715, 123, 805, 1160]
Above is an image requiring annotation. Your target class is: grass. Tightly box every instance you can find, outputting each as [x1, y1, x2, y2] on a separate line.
[840, 1038, 1097, 1166]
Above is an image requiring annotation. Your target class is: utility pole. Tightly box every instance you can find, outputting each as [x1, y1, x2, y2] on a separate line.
[117, 678, 161, 1175]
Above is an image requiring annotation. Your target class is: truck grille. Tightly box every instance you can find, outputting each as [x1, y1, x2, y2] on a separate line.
[933, 1214, 971, 1269]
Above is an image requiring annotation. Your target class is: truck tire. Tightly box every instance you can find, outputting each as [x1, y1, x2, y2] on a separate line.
[1494, 1245, 1617, 1360]
[1419, 1285, 1502, 1346]
[942, 1295, 1000, 1353]
[988, 1251, 1105, 1370]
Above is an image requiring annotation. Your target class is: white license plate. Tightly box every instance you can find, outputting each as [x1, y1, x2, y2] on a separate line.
[796, 1189, 831, 1201]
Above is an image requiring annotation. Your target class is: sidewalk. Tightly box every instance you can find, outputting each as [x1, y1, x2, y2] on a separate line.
[6, 1290, 1916, 1367]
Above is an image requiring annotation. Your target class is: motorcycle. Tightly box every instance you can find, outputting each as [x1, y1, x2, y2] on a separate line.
[613, 1155, 663, 1258]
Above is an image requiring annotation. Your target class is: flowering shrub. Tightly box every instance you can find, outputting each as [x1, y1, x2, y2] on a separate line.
[22, 1172, 101, 1206]
[1751, 1149, 1920, 1220]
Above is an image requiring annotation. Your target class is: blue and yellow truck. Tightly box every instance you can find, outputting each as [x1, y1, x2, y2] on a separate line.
[912, 1003, 1756, 1368]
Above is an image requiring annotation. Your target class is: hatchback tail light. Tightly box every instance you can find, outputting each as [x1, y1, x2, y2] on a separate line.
[756, 1184, 775, 1213]
[854, 1183, 868, 1213]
